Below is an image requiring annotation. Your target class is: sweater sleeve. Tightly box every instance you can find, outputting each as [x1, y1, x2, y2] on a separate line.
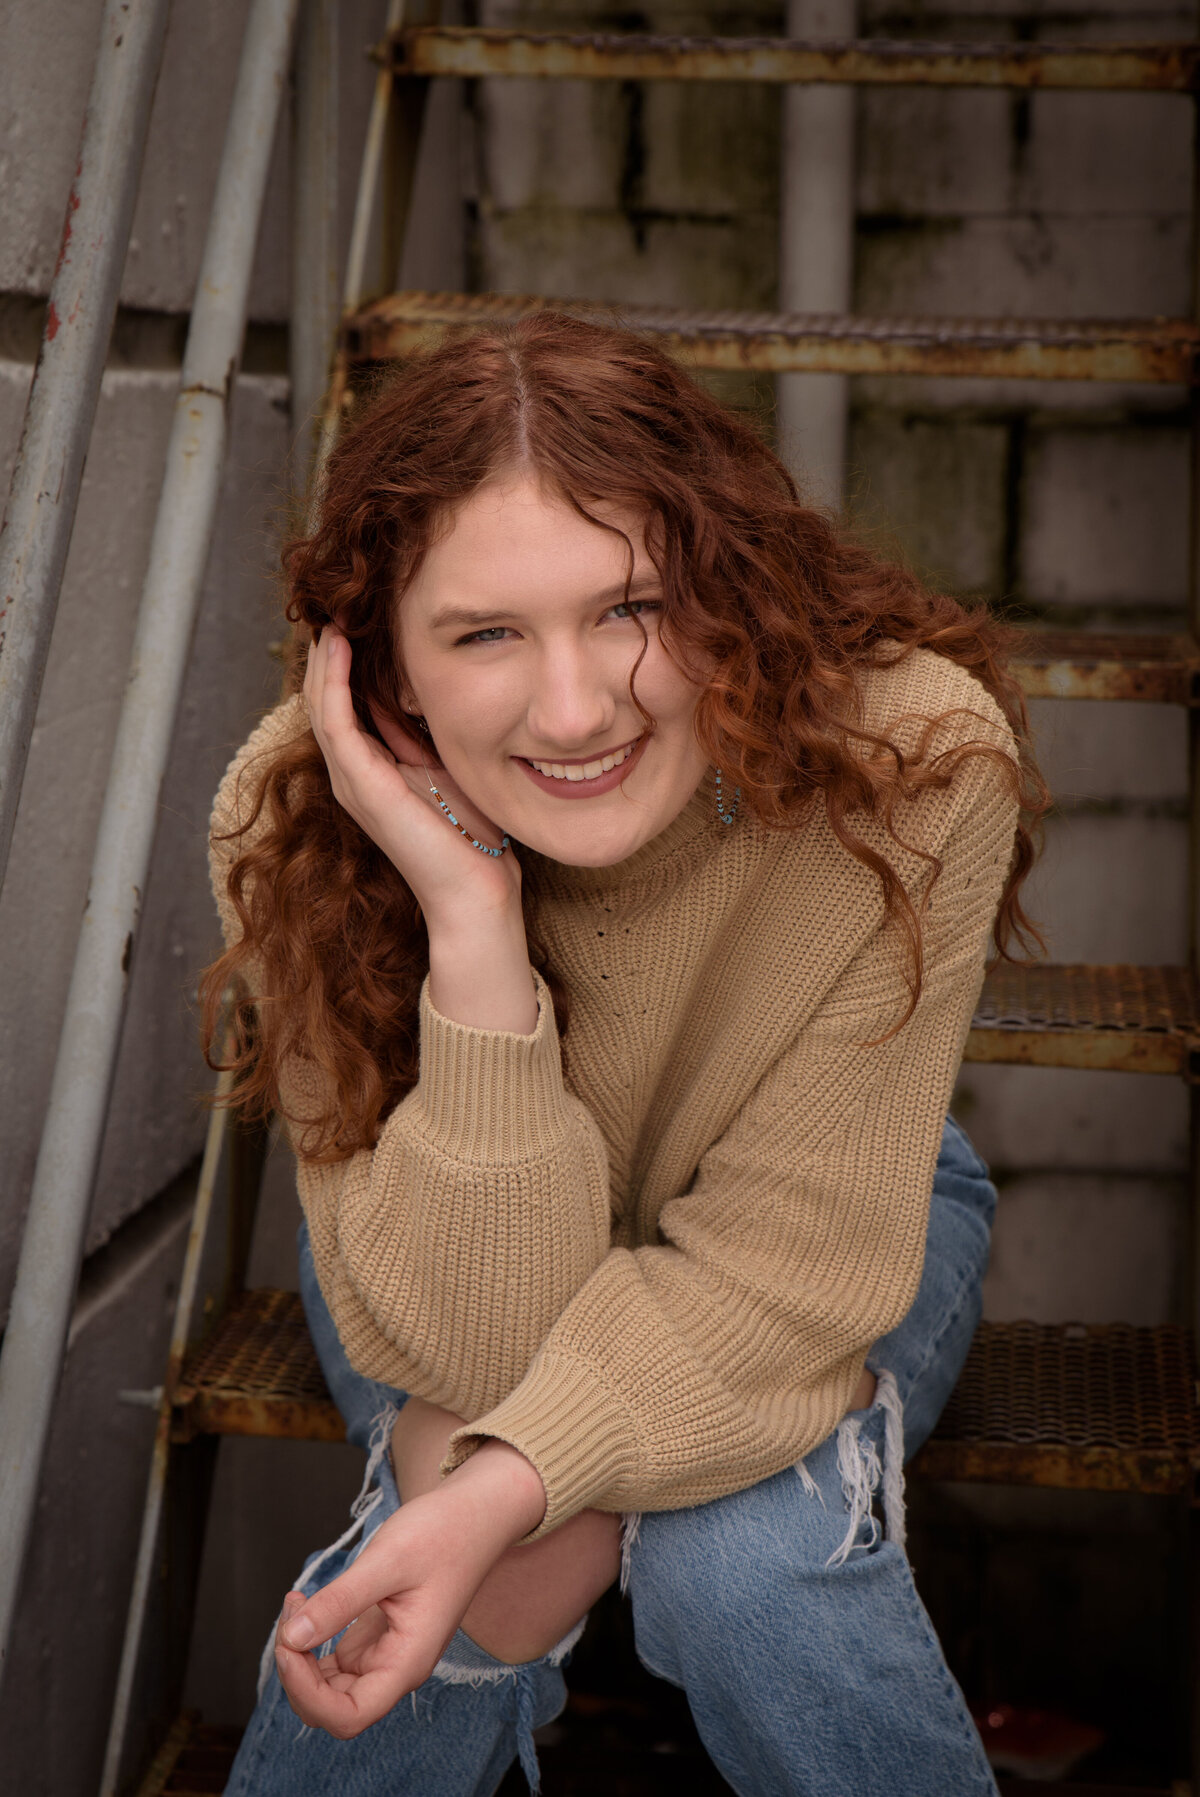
[443, 744, 1019, 1535]
[208, 698, 612, 1416]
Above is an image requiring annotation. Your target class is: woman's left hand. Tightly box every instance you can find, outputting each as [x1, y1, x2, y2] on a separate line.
[273, 1440, 545, 1738]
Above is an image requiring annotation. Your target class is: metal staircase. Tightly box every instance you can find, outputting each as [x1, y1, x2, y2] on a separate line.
[108, 10, 1200, 1793]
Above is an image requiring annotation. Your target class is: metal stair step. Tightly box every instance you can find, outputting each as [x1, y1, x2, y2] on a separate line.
[384, 26, 1198, 93]
[964, 964, 1200, 1076]
[1011, 631, 1199, 705]
[342, 290, 1197, 384]
[173, 1297, 1198, 1499]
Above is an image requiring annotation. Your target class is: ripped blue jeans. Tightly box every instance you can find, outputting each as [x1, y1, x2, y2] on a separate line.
[226, 1115, 1000, 1797]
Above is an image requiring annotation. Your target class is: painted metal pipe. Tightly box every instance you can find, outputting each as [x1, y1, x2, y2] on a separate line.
[291, 0, 340, 483]
[0, 0, 301, 1680]
[777, 0, 857, 509]
[98, 1079, 234, 1797]
[0, 0, 171, 892]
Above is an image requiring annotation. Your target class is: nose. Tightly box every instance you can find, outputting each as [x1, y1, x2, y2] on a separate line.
[525, 639, 620, 752]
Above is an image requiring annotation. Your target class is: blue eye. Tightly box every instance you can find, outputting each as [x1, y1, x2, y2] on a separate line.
[459, 626, 512, 645]
[609, 599, 662, 621]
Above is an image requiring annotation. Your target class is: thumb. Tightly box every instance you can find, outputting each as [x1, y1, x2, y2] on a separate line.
[279, 1554, 396, 1652]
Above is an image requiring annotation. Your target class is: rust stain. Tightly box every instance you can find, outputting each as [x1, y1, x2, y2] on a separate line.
[172, 1390, 346, 1443]
[1011, 629, 1199, 704]
[387, 27, 1200, 92]
[343, 292, 1199, 386]
[45, 302, 61, 342]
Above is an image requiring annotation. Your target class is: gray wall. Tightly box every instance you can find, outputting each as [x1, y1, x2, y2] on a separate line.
[0, 0, 1192, 1785]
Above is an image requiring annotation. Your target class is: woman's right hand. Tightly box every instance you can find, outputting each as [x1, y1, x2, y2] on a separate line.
[305, 627, 538, 1034]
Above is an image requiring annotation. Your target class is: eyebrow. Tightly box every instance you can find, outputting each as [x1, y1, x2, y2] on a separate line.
[429, 574, 663, 634]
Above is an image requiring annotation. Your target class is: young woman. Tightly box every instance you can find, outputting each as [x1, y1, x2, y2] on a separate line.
[204, 313, 1043, 1797]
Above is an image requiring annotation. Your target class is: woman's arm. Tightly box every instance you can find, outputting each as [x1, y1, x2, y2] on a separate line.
[211, 638, 614, 1414]
[439, 743, 1019, 1536]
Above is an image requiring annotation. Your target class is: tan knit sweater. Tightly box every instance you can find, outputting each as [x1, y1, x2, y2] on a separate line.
[211, 646, 1018, 1538]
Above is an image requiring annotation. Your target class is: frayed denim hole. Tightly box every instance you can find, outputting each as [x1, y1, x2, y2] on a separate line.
[619, 1511, 642, 1594]
[257, 1400, 402, 1702]
[825, 1369, 906, 1567]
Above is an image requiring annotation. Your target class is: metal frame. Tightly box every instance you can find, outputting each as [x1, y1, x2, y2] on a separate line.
[0, 0, 301, 1687]
[0, 0, 172, 890]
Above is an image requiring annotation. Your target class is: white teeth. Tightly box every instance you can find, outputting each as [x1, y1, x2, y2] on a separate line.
[528, 740, 638, 780]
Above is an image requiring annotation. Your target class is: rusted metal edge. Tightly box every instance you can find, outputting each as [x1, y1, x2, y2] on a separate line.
[908, 1439, 1193, 1495]
[173, 1389, 1196, 1497]
[343, 295, 1198, 384]
[1011, 632, 1200, 704]
[962, 1025, 1191, 1076]
[385, 27, 1200, 92]
[171, 1388, 346, 1444]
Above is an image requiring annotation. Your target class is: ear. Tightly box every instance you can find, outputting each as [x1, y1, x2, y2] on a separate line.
[369, 700, 431, 770]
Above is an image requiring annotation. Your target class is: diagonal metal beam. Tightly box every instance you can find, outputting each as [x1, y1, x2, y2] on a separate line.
[0, 0, 301, 1685]
[0, 0, 172, 892]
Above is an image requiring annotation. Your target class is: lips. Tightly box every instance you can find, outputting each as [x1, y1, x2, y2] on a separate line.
[516, 733, 647, 799]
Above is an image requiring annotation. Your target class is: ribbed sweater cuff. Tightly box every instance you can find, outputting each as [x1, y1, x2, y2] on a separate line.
[413, 972, 571, 1162]
[442, 1354, 640, 1539]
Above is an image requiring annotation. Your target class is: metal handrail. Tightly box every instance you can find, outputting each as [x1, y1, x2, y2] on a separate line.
[0, 0, 301, 1682]
[0, 0, 171, 891]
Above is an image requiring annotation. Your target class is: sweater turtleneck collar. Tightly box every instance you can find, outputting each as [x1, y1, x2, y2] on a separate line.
[521, 769, 726, 898]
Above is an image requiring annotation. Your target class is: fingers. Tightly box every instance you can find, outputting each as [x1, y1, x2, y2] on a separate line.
[279, 1552, 393, 1656]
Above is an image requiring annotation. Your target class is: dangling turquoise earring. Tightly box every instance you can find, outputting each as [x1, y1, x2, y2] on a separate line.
[715, 768, 741, 826]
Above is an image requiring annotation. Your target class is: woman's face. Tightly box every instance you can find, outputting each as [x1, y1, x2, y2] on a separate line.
[395, 472, 709, 868]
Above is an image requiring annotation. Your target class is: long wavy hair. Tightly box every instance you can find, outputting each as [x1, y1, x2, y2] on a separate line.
[201, 311, 1046, 1161]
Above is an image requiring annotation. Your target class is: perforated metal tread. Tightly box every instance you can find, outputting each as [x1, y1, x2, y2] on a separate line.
[909, 1322, 1198, 1496]
[342, 290, 1197, 384]
[173, 1288, 342, 1443]
[964, 963, 1200, 1075]
[174, 1294, 1199, 1497]
[384, 25, 1200, 93]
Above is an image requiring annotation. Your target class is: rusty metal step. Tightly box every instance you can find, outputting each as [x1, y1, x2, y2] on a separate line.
[384, 26, 1198, 93]
[342, 291, 1197, 385]
[1011, 632, 1199, 705]
[964, 964, 1200, 1076]
[174, 1294, 1198, 1498]
[909, 1321, 1198, 1497]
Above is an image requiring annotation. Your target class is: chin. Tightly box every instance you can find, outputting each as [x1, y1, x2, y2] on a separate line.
[521, 814, 656, 868]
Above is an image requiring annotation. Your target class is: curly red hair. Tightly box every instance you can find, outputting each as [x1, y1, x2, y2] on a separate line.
[202, 312, 1046, 1161]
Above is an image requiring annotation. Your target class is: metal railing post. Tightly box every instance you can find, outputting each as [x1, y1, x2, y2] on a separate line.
[777, 0, 858, 508]
[0, 0, 301, 1683]
[291, 0, 340, 483]
[0, 0, 171, 891]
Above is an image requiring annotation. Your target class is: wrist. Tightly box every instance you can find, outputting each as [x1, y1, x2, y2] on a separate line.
[426, 908, 538, 1034]
[445, 1437, 547, 1545]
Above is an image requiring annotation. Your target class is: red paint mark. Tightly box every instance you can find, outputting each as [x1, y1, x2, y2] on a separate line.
[52, 159, 84, 279]
[46, 302, 60, 341]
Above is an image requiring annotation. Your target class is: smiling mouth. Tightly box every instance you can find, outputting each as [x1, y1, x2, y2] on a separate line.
[522, 737, 642, 783]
